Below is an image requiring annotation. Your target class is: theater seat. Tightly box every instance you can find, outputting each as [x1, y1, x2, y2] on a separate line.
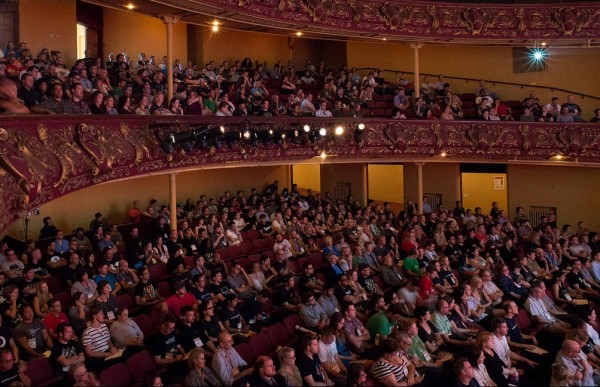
[235, 342, 256, 366]
[126, 349, 165, 382]
[99, 363, 132, 386]
[248, 332, 273, 357]
[25, 357, 64, 386]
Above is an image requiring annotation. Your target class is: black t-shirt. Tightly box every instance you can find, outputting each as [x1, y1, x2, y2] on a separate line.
[241, 296, 263, 321]
[151, 332, 180, 359]
[567, 271, 587, 289]
[49, 339, 80, 373]
[439, 268, 457, 286]
[200, 316, 223, 340]
[18, 279, 39, 303]
[296, 352, 325, 383]
[275, 286, 295, 307]
[220, 307, 242, 329]
[298, 274, 317, 290]
[0, 364, 20, 387]
[334, 285, 354, 302]
[504, 316, 524, 344]
[256, 222, 273, 234]
[0, 300, 22, 330]
[191, 287, 212, 304]
[177, 320, 210, 352]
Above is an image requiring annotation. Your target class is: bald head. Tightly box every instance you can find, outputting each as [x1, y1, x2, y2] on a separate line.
[562, 339, 581, 358]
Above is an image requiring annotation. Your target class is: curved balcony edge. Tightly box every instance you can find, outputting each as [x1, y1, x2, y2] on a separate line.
[0, 115, 597, 233]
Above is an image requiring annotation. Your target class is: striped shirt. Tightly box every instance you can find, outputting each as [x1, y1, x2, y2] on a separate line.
[371, 358, 408, 383]
[82, 324, 111, 353]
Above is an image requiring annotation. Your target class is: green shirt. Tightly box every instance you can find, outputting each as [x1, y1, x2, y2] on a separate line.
[366, 311, 391, 339]
[408, 335, 429, 361]
[403, 257, 420, 274]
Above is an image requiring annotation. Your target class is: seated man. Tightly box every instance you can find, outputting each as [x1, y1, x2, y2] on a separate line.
[296, 334, 334, 386]
[49, 322, 84, 375]
[0, 348, 30, 386]
[318, 326, 348, 384]
[177, 305, 216, 355]
[82, 305, 119, 369]
[220, 293, 251, 335]
[212, 332, 253, 385]
[14, 305, 53, 361]
[1, 248, 24, 280]
[115, 259, 139, 292]
[299, 291, 329, 331]
[248, 355, 287, 387]
[165, 281, 197, 317]
[523, 287, 570, 334]
[152, 315, 186, 366]
[298, 262, 324, 293]
[44, 298, 69, 341]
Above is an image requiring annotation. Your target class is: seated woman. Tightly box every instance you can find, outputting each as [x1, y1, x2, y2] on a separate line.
[117, 96, 134, 114]
[440, 106, 454, 120]
[93, 280, 118, 325]
[168, 97, 184, 115]
[477, 331, 517, 387]
[109, 308, 144, 349]
[185, 90, 203, 115]
[150, 92, 172, 115]
[32, 280, 53, 319]
[134, 95, 150, 115]
[185, 348, 221, 387]
[277, 346, 303, 387]
[371, 338, 424, 386]
[69, 292, 90, 338]
[88, 90, 104, 114]
[71, 269, 97, 303]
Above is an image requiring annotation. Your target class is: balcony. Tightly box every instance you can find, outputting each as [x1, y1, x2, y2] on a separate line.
[0, 114, 598, 232]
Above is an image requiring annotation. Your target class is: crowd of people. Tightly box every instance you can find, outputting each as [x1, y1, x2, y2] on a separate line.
[0, 40, 599, 122]
[0, 177, 598, 386]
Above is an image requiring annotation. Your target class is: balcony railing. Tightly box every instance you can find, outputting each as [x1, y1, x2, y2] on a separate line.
[0, 114, 598, 232]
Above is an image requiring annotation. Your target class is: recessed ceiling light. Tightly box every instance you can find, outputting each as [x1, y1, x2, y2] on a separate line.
[296, 31, 303, 37]
[126, 3, 135, 10]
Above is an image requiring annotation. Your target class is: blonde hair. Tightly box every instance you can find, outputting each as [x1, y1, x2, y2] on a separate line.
[36, 281, 53, 315]
[187, 348, 204, 370]
[277, 346, 295, 365]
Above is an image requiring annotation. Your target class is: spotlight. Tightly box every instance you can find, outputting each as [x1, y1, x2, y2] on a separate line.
[296, 31, 303, 37]
[530, 48, 546, 62]
[334, 126, 344, 136]
[162, 134, 175, 154]
[319, 127, 327, 137]
[357, 123, 365, 130]
[320, 151, 327, 159]
[219, 125, 225, 134]
[211, 20, 220, 32]
[303, 124, 310, 133]
[126, 3, 135, 10]
[243, 130, 251, 140]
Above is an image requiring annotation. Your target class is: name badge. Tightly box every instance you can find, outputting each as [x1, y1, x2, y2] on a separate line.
[423, 352, 432, 362]
[28, 338, 37, 349]
[191, 245, 197, 251]
[565, 294, 573, 301]
[107, 311, 115, 320]
[193, 337, 204, 347]
[237, 322, 242, 329]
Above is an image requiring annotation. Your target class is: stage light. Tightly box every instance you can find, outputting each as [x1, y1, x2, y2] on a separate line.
[219, 125, 225, 134]
[243, 130, 251, 140]
[530, 48, 546, 62]
[357, 123, 365, 130]
[319, 127, 327, 136]
[303, 124, 310, 133]
[334, 126, 344, 136]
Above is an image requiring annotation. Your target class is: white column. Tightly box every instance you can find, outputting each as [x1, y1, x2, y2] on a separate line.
[416, 162, 424, 214]
[160, 15, 181, 102]
[410, 43, 424, 99]
[169, 173, 177, 231]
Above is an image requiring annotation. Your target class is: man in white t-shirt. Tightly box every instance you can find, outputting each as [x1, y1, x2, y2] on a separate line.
[317, 327, 347, 385]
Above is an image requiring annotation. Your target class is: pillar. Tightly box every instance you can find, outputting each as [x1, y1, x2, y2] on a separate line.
[169, 173, 177, 231]
[416, 162, 424, 214]
[160, 15, 181, 102]
[410, 43, 424, 99]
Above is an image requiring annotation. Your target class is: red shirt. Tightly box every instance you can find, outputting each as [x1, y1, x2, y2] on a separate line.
[44, 312, 69, 333]
[419, 276, 434, 299]
[165, 293, 196, 317]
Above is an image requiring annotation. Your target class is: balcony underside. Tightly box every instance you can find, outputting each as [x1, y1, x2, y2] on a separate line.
[0, 115, 597, 232]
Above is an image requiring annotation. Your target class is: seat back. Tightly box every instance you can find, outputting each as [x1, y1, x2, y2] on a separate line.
[267, 322, 288, 348]
[25, 357, 59, 386]
[126, 349, 158, 381]
[116, 293, 135, 311]
[283, 314, 302, 336]
[235, 342, 256, 366]
[149, 264, 167, 281]
[131, 314, 155, 337]
[99, 363, 132, 386]
[248, 332, 273, 357]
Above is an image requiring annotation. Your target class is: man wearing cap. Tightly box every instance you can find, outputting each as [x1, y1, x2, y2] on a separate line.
[166, 282, 197, 317]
